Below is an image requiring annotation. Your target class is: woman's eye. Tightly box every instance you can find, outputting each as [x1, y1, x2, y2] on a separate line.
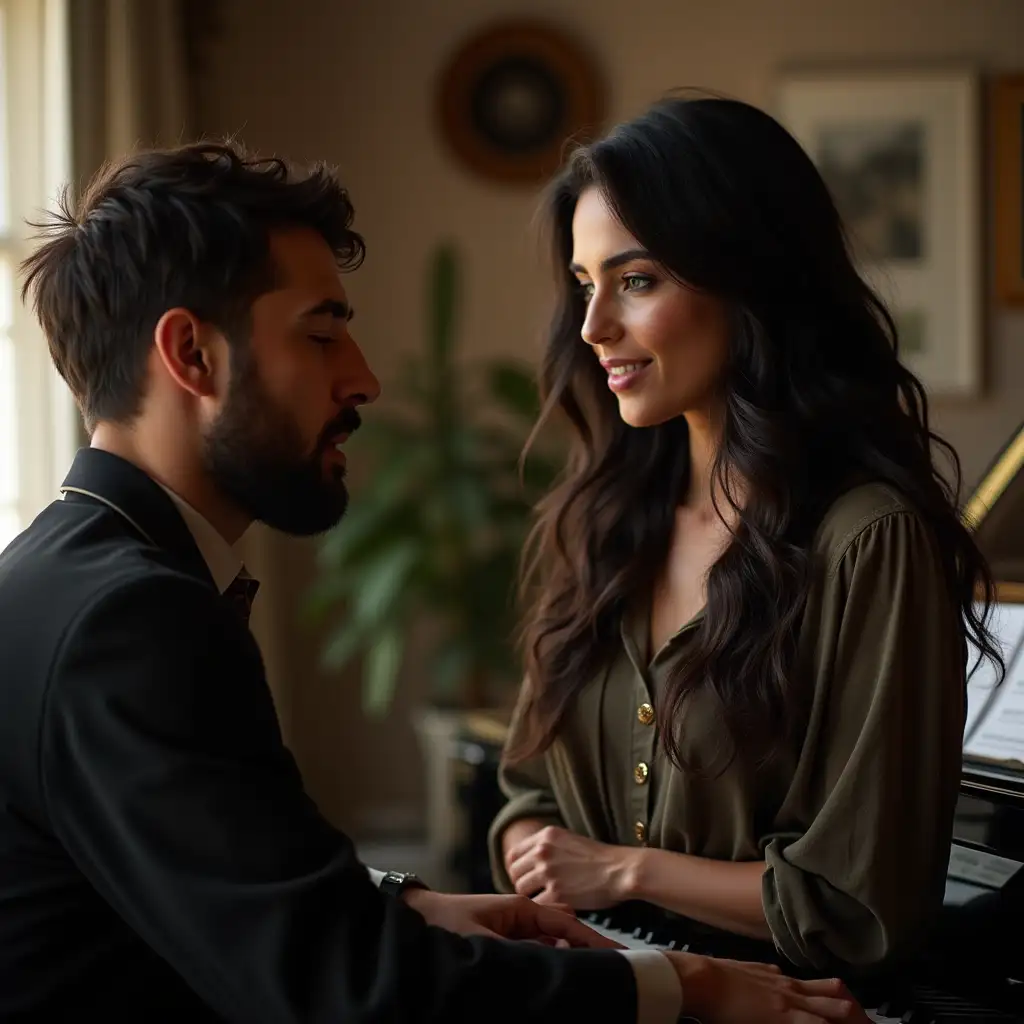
[577, 275, 652, 303]
[623, 274, 654, 292]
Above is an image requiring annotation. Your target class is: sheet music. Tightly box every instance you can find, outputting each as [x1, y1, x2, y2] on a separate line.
[963, 601, 1024, 740]
[963, 618, 1024, 765]
[946, 841, 1023, 890]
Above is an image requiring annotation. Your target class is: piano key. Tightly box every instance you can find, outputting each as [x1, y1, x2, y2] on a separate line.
[874, 998, 910, 1018]
[583, 911, 1023, 1022]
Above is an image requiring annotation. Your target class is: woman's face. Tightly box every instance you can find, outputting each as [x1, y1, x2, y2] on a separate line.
[570, 186, 730, 428]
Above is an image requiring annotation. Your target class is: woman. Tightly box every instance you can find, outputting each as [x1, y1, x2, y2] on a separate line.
[487, 94, 1001, 973]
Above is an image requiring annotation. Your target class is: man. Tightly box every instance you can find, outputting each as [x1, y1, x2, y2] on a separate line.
[0, 141, 863, 1023]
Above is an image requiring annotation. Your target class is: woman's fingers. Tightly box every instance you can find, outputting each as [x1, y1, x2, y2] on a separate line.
[511, 866, 548, 898]
[506, 844, 543, 887]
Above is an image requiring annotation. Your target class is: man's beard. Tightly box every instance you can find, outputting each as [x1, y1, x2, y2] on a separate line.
[202, 352, 358, 537]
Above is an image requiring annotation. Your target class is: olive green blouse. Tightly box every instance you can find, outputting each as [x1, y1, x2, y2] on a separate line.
[488, 482, 966, 971]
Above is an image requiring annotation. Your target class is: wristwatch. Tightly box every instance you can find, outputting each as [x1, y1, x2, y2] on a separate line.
[378, 870, 429, 899]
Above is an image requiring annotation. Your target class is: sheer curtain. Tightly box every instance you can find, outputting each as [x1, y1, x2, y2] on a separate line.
[68, 0, 189, 181]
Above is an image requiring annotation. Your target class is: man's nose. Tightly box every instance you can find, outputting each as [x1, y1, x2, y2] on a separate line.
[336, 337, 381, 405]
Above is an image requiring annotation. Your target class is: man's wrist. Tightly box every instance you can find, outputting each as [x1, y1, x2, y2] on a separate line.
[664, 951, 717, 1020]
[617, 950, 683, 1023]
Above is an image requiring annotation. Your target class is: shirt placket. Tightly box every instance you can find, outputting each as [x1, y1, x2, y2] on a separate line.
[621, 618, 657, 848]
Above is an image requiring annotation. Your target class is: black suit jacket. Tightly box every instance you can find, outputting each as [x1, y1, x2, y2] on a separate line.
[0, 449, 636, 1022]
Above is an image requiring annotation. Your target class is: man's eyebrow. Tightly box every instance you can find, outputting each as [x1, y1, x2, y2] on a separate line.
[568, 248, 652, 276]
[301, 299, 354, 322]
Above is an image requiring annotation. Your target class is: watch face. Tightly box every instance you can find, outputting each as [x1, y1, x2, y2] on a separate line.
[382, 871, 423, 893]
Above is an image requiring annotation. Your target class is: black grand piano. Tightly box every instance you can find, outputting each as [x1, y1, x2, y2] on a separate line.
[580, 422, 1024, 1022]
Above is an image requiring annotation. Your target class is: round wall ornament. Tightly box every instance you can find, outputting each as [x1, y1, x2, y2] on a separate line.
[436, 20, 605, 186]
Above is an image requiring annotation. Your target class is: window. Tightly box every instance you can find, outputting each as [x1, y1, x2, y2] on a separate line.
[0, 0, 74, 551]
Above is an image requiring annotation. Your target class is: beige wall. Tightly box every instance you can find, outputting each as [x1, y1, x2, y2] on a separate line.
[195, 0, 1024, 835]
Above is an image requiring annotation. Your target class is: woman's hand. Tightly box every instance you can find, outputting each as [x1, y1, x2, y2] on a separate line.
[505, 825, 637, 909]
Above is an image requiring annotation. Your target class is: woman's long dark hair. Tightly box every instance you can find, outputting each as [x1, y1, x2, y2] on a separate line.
[507, 93, 1002, 771]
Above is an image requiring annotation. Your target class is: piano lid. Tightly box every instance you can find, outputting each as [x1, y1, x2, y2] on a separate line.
[964, 419, 1024, 588]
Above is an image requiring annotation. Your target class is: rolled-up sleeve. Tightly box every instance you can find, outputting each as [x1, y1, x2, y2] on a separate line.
[487, 686, 565, 892]
[761, 510, 965, 970]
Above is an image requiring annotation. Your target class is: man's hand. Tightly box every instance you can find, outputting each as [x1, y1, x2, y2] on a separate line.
[506, 824, 633, 909]
[400, 889, 625, 949]
[666, 951, 868, 1024]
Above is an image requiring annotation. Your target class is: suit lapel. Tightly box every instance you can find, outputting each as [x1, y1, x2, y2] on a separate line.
[60, 447, 216, 590]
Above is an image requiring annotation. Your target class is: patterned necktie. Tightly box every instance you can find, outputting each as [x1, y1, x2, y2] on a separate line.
[224, 570, 260, 626]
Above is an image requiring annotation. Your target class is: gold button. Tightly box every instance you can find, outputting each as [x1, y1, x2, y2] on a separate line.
[634, 820, 647, 843]
[634, 761, 649, 785]
[637, 702, 654, 726]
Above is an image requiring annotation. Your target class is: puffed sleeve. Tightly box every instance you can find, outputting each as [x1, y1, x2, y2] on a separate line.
[761, 510, 966, 970]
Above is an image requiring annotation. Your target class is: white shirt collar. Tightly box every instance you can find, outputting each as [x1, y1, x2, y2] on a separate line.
[159, 485, 244, 595]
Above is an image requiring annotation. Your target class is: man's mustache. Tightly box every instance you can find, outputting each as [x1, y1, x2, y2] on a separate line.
[316, 408, 362, 452]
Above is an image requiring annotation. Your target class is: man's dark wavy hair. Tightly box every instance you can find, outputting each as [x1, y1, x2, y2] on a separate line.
[20, 139, 364, 431]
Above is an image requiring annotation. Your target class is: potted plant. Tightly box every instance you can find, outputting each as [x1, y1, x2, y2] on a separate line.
[305, 243, 560, 881]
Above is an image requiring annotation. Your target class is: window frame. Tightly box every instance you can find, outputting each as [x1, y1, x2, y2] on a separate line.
[0, 0, 76, 543]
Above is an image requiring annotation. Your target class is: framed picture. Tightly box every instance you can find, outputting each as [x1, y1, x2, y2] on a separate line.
[778, 70, 981, 398]
[992, 75, 1024, 306]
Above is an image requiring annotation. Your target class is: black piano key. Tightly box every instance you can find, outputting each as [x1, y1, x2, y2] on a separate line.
[895, 984, 1022, 1023]
[648, 926, 678, 948]
[590, 903, 1024, 1023]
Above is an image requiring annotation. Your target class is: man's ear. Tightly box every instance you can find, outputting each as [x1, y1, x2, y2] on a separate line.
[153, 308, 225, 399]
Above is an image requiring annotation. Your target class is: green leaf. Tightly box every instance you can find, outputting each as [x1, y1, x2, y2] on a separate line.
[321, 619, 368, 671]
[363, 626, 405, 717]
[446, 475, 492, 532]
[315, 449, 432, 569]
[489, 361, 541, 421]
[316, 545, 418, 672]
[350, 541, 420, 627]
[304, 571, 356, 622]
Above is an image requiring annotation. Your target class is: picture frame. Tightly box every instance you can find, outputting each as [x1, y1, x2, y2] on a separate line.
[992, 75, 1024, 306]
[777, 69, 981, 398]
